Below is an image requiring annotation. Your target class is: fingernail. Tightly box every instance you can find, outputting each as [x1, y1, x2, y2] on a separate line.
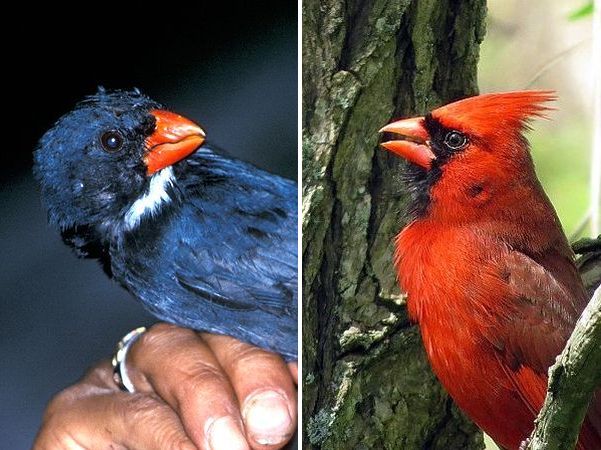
[206, 416, 249, 450]
[243, 390, 293, 445]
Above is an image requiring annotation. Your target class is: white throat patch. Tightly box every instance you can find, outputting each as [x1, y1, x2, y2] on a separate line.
[124, 167, 175, 230]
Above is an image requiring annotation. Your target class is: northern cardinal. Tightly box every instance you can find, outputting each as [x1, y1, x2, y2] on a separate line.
[34, 89, 297, 360]
[379, 91, 600, 449]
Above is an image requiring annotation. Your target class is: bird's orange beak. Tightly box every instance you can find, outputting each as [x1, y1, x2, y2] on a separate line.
[145, 110, 206, 175]
[379, 117, 435, 169]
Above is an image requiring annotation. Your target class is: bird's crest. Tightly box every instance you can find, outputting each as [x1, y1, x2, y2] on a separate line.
[78, 88, 155, 111]
[431, 90, 556, 136]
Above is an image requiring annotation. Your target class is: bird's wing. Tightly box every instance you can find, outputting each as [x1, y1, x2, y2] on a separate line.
[173, 236, 297, 317]
[484, 246, 601, 448]
[487, 246, 586, 375]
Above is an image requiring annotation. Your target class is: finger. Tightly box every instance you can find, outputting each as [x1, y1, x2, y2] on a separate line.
[201, 333, 297, 450]
[127, 323, 249, 450]
[287, 362, 298, 385]
[34, 361, 196, 450]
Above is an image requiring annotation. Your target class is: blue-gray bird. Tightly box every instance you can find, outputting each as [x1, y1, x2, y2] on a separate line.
[34, 89, 297, 360]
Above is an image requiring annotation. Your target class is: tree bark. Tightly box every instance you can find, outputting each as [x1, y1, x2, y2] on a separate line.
[302, 1, 487, 448]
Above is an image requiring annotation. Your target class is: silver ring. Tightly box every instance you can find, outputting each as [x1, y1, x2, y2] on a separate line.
[112, 326, 147, 393]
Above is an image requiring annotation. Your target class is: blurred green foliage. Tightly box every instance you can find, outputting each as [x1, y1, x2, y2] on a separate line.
[569, 1, 594, 21]
[530, 120, 591, 237]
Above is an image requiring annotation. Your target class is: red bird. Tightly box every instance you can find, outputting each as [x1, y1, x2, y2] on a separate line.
[379, 91, 601, 450]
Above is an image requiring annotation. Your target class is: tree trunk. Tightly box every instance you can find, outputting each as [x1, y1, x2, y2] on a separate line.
[302, 0, 487, 448]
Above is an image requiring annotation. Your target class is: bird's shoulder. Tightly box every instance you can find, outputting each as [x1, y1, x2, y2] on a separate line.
[163, 152, 298, 317]
[176, 149, 296, 200]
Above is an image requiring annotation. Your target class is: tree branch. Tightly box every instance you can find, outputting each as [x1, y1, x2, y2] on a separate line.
[524, 282, 601, 450]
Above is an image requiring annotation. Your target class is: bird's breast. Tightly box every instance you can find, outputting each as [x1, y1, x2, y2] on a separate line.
[395, 220, 541, 448]
[395, 221, 484, 324]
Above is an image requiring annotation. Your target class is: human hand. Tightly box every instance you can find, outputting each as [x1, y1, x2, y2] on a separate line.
[33, 323, 297, 450]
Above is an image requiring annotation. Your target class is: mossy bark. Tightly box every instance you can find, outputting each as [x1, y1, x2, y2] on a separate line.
[302, 0, 487, 448]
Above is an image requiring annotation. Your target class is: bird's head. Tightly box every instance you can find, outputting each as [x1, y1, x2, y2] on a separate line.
[379, 91, 556, 220]
[34, 89, 205, 233]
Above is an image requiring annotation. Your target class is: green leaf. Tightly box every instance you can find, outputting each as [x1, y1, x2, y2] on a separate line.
[569, 1, 594, 21]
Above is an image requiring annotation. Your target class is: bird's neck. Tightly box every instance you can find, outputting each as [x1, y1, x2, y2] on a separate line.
[61, 167, 181, 268]
[122, 167, 179, 231]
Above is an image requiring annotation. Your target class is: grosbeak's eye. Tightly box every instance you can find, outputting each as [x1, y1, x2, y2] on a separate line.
[100, 130, 124, 152]
[444, 131, 468, 150]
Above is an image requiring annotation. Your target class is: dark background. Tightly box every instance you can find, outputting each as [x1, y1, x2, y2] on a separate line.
[1, 3, 297, 448]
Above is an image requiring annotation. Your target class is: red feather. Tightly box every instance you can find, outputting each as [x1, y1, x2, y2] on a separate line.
[387, 91, 600, 449]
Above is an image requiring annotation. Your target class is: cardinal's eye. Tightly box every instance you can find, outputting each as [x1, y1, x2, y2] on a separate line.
[100, 130, 124, 152]
[444, 131, 468, 150]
